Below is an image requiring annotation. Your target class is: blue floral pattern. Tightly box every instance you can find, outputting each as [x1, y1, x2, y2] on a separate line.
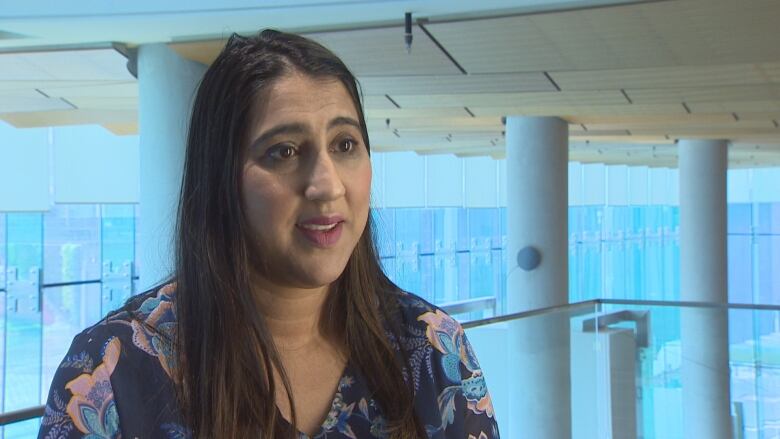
[40, 285, 499, 438]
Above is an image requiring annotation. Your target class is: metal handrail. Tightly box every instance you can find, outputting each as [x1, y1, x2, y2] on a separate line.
[3, 297, 780, 427]
[440, 296, 496, 316]
[0, 406, 44, 426]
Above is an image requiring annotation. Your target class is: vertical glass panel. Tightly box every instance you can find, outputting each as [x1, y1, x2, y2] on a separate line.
[0, 213, 6, 290]
[580, 241, 601, 302]
[468, 208, 496, 253]
[568, 239, 580, 300]
[729, 235, 753, 304]
[433, 253, 458, 305]
[492, 249, 506, 315]
[395, 209, 421, 260]
[625, 237, 645, 300]
[41, 284, 102, 403]
[0, 213, 5, 419]
[134, 205, 142, 283]
[662, 206, 680, 301]
[644, 236, 664, 301]
[456, 208, 469, 252]
[469, 250, 493, 299]
[102, 204, 136, 314]
[755, 202, 780, 235]
[5, 213, 43, 414]
[43, 204, 101, 284]
[395, 255, 421, 295]
[603, 240, 627, 299]
[372, 208, 395, 258]
[465, 302, 600, 438]
[728, 203, 753, 235]
[494, 207, 505, 250]
[569, 206, 583, 301]
[418, 255, 434, 303]
[418, 209, 434, 255]
[457, 252, 470, 300]
[102, 205, 135, 275]
[380, 257, 395, 283]
[756, 236, 780, 305]
[433, 208, 458, 255]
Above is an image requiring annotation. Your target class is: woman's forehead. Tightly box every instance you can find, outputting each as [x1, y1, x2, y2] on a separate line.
[252, 73, 359, 130]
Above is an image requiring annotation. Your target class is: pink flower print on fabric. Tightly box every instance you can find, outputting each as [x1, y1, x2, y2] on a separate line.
[418, 309, 496, 419]
[129, 283, 177, 377]
[65, 337, 121, 438]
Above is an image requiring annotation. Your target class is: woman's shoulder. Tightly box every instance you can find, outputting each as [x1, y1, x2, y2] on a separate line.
[388, 291, 500, 438]
[56, 282, 176, 360]
[391, 290, 464, 337]
[39, 284, 182, 438]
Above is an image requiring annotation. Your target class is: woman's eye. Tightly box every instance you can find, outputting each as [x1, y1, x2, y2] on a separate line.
[268, 144, 297, 160]
[337, 138, 355, 153]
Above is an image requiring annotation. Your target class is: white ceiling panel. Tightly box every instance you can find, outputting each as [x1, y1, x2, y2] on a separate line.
[427, 0, 780, 74]
[0, 48, 132, 81]
[358, 72, 555, 96]
[306, 26, 462, 76]
[627, 85, 780, 106]
[64, 96, 138, 110]
[39, 81, 138, 98]
[550, 63, 779, 91]
[363, 107, 471, 119]
[0, 95, 73, 113]
[473, 103, 688, 117]
[392, 90, 625, 108]
[687, 101, 780, 114]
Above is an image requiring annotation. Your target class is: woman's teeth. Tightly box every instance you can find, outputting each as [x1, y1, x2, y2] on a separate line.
[299, 223, 338, 231]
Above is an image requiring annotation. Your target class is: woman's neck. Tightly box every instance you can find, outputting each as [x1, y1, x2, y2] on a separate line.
[254, 282, 332, 351]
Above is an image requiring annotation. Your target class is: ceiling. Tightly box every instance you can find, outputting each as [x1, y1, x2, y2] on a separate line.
[1, 0, 779, 167]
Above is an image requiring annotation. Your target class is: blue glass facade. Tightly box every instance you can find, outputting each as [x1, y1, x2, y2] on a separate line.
[1, 201, 779, 436]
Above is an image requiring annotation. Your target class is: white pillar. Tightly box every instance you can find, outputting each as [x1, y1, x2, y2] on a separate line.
[678, 139, 732, 439]
[505, 116, 571, 439]
[137, 44, 206, 290]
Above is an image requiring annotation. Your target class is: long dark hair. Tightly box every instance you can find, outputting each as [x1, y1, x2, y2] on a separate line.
[174, 30, 424, 438]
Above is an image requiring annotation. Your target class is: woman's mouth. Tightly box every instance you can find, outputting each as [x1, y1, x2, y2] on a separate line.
[296, 217, 344, 248]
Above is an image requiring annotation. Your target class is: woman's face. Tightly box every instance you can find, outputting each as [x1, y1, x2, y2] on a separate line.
[242, 73, 372, 290]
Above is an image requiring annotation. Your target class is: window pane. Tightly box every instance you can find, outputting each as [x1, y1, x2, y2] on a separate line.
[728, 235, 753, 304]
[434, 253, 458, 304]
[5, 213, 43, 413]
[41, 284, 102, 403]
[756, 235, 780, 305]
[101, 205, 135, 275]
[728, 203, 752, 235]
[43, 204, 101, 284]
[0, 213, 6, 290]
[372, 208, 395, 259]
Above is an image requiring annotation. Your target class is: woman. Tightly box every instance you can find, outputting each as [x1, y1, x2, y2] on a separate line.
[39, 30, 499, 439]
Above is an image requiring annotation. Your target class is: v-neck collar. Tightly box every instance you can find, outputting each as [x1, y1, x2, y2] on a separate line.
[277, 362, 355, 438]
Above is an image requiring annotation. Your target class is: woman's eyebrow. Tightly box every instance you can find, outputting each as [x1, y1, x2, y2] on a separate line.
[328, 116, 361, 130]
[250, 122, 307, 149]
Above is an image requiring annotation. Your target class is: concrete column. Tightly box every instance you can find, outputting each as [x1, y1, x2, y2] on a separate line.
[137, 44, 206, 290]
[505, 116, 571, 438]
[678, 139, 732, 439]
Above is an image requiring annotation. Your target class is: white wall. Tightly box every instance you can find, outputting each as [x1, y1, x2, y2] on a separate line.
[0, 122, 140, 211]
[0, 122, 51, 211]
[54, 125, 139, 204]
[3, 120, 780, 212]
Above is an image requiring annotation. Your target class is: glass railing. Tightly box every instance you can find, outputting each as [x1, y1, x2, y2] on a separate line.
[8, 298, 778, 439]
[465, 299, 780, 439]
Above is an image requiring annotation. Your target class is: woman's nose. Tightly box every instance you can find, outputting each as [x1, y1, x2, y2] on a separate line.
[304, 152, 346, 202]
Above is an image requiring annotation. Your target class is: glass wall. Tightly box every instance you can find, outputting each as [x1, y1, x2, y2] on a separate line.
[1, 200, 779, 433]
[0, 204, 135, 438]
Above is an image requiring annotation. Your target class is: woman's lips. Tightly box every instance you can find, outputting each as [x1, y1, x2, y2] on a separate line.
[296, 218, 344, 248]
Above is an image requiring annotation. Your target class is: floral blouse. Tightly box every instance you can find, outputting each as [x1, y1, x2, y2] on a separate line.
[39, 284, 500, 438]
